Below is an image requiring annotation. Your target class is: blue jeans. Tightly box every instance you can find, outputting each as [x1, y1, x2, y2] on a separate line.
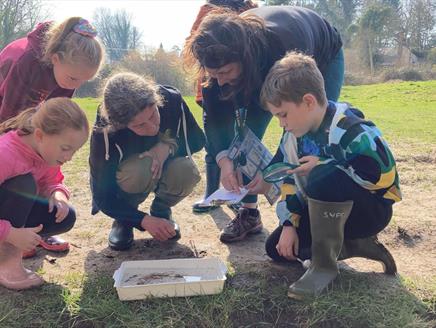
[322, 48, 344, 102]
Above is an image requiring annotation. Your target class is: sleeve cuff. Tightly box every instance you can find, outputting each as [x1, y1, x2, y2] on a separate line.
[276, 200, 292, 226]
[0, 220, 12, 242]
[49, 186, 70, 200]
[215, 150, 229, 165]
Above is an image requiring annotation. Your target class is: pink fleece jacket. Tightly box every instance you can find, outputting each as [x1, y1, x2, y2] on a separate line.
[0, 131, 70, 241]
[0, 22, 74, 122]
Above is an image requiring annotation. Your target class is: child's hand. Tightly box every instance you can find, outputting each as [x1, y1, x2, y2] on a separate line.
[5, 225, 43, 252]
[276, 225, 299, 260]
[287, 156, 319, 177]
[49, 191, 70, 223]
[246, 172, 271, 195]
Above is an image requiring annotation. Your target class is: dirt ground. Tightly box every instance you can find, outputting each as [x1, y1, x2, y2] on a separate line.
[25, 144, 436, 286]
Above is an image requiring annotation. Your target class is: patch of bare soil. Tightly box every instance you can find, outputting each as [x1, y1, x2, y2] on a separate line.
[21, 145, 436, 287]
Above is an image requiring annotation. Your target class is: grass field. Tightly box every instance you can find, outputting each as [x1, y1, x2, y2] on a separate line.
[0, 81, 435, 328]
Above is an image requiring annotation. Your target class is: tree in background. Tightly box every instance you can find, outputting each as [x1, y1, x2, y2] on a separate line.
[93, 8, 142, 62]
[119, 45, 193, 95]
[266, 1, 433, 73]
[403, 0, 435, 53]
[353, 2, 397, 74]
[76, 45, 194, 97]
[0, 0, 46, 49]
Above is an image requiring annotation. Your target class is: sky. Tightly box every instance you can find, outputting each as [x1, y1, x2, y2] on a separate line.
[42, 0, 206, 50]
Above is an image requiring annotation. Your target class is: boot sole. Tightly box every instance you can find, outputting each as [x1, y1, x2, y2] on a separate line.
[220, 224, 263, 243]
[108, 240, 134, 251]
[287, 276, 337, 300]
[287, 289, 305, 300]
[192, 205, 220, 213]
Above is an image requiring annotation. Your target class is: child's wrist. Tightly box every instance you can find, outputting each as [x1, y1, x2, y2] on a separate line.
[4, 226, 17, 243]
[282, 225, 296, 231]
[52, 190, 68, 199]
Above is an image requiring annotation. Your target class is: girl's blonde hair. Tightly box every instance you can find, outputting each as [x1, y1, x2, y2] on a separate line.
[0, 98, 89, 137]
[42, 16, 104, 70]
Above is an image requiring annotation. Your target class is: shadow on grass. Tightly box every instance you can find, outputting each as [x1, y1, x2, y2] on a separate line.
[0, 256, 433, 327]
[72, 255, 435, 328]
[0, 281, 82, 327]
[206, 206, 272, 264]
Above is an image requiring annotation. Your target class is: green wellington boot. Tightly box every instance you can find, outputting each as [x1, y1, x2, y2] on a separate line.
[288, 198, 353, 300]
[338, 235, 397, 275]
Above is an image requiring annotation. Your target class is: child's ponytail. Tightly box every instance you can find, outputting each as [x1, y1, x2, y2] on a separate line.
[0, 107, 37, 135]
[43, 17, 82, 62]
[0, 98, 89, 137]
[42, 16, 104, 70]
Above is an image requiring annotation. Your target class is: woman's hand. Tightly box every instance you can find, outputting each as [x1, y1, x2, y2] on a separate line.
[139, 143, 171, 179]
[141, 215, 176, 241]
[287, 156, 319, 177]
[49, 191, 70, 223]
[246, 171, 271, 195]
[276, 225, 299, 261]
[5, 225, 43, 252]
[218, 157, 242, 192]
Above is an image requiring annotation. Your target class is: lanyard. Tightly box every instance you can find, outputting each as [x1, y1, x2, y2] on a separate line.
[235, 107, 247, 140]
[234, 107, 247, 166]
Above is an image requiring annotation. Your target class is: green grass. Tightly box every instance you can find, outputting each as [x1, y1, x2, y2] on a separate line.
[1, 81, 435, 327]
[0, 269, 433, 328]
[340, 81, 436, 144]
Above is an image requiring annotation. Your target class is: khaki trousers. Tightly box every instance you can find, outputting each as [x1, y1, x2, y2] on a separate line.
[116, 155, 200, 209]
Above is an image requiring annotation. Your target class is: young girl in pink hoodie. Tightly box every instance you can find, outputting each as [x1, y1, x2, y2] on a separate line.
[0, 17, 103, 252]
[0, 17, 103, 122]
[0, 97, 89, 290]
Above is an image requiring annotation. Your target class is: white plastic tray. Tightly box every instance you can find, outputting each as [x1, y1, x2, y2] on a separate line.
[113, 257, 227, 300]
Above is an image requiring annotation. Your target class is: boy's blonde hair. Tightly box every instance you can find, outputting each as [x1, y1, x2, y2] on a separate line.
[0, 98, 89, 137]
[261, 52, 327, 109]
[101, 72, 163, 130]
[42, 17, 104, 70]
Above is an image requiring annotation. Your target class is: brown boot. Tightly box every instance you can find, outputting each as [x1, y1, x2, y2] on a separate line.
[219, 208, 262, 243]
[0, 242, 44, 290]
[339, 235, 397, 275]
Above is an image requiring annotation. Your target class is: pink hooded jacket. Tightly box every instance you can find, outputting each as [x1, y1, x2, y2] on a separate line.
[0, 22, 74, 122]
[0, 131, 70, 241]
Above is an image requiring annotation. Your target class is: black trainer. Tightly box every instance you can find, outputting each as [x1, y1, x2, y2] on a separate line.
[193, 202, 220, 213]
[192, 159, 221, 213]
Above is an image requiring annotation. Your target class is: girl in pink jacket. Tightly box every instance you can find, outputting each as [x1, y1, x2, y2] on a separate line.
[0, 98, 89, 290]
[0, 17, 103, 252]
[0, 17, 103, 122]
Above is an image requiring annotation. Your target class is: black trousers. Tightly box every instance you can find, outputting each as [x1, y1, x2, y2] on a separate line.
[0, 174, 76, 237]
[265, 164, 392, 262]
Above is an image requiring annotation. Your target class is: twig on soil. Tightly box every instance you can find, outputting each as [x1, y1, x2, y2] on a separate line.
[189, 240, 199, 258]
[70, 243, 82, 249]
